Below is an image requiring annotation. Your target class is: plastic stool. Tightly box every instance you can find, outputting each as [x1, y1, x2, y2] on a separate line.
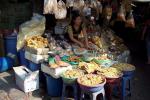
[105, 78, 122, 100]
[80, 88, 105, 100]
[61, 83, 78, 100]
[121, 75, 133, 100]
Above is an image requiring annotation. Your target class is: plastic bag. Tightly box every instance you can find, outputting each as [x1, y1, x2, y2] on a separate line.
[73, 0, 85, 10]
[97, 1, 102, 14]
[117, 5, 126, 21]
[125, 10, 135, 28]
[54, 0, 67, 19]
[90, 0, 97, 8]
[43, 0, 57, 14]
[103, 6, 112, 20]
[66, 0, 74, 8]
[17, 14, 45, 51]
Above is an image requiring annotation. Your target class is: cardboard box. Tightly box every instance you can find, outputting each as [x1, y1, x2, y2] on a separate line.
[25, 46, 49, 55]
[25, 51, 48, 64]
[41, 63, 72, 79]
[13, 66, 39, 93]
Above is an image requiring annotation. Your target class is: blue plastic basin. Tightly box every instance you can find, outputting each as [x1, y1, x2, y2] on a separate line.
[0, 57, 14, 72]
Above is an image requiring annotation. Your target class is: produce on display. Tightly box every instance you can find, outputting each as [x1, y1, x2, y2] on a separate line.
[78, 62, 100, 73]
[17, 14, 45, 51]
[111, 63, 135, 72]
[66, 56, 82, 63]
[62, 69, 83, 79]
[97, 67, 123, 78]
[77, 74, 105, 86]
[26, 36, 48, 49]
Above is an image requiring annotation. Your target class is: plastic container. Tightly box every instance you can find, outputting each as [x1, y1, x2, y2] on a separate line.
[18, 49, 29, 66]
[0, 57, 14, 72]
[28, 61, 40, 71]
[77, 76, 106, 92]
[4, 35, 17, 55]
[45, 74, 62, 97]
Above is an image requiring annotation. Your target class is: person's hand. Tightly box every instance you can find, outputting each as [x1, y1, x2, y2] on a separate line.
[79, 43, 84, 48]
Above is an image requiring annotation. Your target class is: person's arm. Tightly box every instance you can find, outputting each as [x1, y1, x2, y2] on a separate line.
[82, 27, 89, 48]
[68, 31, 84, 47]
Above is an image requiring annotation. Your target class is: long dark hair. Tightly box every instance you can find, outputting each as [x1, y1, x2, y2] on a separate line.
[70, 10, 83, 26]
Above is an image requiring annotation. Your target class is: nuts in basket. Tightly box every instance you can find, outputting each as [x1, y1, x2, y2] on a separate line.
[63, 69, 83, 79]
[111, 63, 135, 72]
[98, 67, 123, 78]
[26, 36, 48, 49]
[78, 74, 105, 86]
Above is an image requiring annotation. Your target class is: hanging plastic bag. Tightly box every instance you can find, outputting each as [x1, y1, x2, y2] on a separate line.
[117, 4, 126, 21]
[90, 0, 97, 8]
[43, 0, 57, 14]
[17, 14, 45, 51]
[103, 6, 112, 20]
[54, 0, 67, 19]
[66, 0, 74, 8]
[125, 10, 135, 28]
[83, 4, 91, 16]
[97, 1, 103, 14]
[73, 0, 85, 10]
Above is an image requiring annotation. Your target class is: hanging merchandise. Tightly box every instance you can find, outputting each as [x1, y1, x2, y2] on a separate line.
[103, 6, 112, 21]
[66, 0, 74, 8]
[73, 0, 85, 10]
[125, 10, 135, 28]
[83, 4, 91, 16]
[90, 0, 97, 8]
[54, 0, 67, 19]
[122, 0, 132, 13]
[117, 4, 126, 21]
[97, 1, 103, 14]
[111, 0, 118, 13]
[43, 0, 57, 14]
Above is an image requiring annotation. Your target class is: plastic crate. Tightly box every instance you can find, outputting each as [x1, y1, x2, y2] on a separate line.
[28, 61, 40, 71]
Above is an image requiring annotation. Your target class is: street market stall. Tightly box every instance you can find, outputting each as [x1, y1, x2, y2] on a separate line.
[13, 0, 136, 100]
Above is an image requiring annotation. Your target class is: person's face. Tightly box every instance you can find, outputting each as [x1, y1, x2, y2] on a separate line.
[74, 16, 82, 26]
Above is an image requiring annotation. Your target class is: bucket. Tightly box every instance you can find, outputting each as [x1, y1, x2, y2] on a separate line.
[18, 49, 29, 67]
[45, 74, 62, 97]
[0, 57, 14, 72]
[4, 35, 17, 55]
[28, 61, 40, 71]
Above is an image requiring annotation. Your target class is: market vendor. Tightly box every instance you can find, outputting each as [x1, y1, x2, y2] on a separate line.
[65, 11, 89, 48]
